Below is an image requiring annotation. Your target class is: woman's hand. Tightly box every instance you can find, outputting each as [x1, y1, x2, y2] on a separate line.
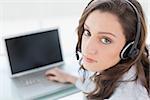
[45, 67, 78, 84]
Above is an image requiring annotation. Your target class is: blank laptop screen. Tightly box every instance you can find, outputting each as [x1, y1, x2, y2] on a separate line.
[5, 29, 63, 74]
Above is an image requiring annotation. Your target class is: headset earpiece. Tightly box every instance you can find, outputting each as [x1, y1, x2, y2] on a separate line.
[120, 41, 140, 60]
[120, 41, 134, 60]
[128, 46, 139, 59]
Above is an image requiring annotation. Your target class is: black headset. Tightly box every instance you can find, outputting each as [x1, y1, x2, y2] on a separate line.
[120, 0, 141, 60]
[76, 0, 141, 60]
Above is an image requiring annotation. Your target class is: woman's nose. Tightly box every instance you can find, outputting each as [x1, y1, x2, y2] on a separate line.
[84, 37, 97, 55]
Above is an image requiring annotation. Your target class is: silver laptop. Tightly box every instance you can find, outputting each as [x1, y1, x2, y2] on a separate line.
[4, 28, 78, 100]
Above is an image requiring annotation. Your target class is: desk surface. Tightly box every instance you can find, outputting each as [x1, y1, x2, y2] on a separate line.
[0, 55, 83, 100]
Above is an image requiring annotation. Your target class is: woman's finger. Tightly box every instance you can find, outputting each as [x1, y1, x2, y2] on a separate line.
[47, 75, 60, 82]
[45, 68, 58, 76]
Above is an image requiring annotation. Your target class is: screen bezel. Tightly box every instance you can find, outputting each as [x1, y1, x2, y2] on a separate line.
[4, 27, 64, 78]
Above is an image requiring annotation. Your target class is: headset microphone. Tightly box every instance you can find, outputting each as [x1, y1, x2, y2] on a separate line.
[76, 52, 80, 60]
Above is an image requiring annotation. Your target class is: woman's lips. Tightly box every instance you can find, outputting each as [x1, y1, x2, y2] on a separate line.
[83, 55, 97, 63]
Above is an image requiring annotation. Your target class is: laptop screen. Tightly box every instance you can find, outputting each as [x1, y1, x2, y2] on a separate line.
[5, 29, 63, 74]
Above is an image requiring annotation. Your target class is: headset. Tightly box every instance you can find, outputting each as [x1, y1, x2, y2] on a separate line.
[76, 0, 141, 60]
[120, 0, 141, 60]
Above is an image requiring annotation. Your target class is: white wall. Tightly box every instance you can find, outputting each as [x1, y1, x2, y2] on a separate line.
[0, 0, 89, 20]
[0, 0, 89, 56]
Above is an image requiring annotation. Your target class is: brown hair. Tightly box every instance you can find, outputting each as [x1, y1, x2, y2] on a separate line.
[76, 0, 150, 99]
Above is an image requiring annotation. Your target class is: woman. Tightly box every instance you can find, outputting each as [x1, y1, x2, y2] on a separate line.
[45, 0, 150, 99]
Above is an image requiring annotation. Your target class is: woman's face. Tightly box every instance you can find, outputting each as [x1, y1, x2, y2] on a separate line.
[81, 10, 126, 72]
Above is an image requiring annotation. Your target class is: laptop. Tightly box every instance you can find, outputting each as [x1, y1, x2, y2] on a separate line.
[4, 27, 79, 100]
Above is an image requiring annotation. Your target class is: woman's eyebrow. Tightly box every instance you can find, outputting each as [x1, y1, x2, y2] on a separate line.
[84, 24, 116, 38]
[98, 32, 116, 38]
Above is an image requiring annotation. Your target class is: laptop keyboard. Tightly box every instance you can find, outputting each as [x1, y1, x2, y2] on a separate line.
[15, 71, 69, 88]
[19, 77, 48, 87]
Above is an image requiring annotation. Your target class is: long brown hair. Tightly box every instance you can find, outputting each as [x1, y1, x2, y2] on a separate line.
[76, 0, 150, 99]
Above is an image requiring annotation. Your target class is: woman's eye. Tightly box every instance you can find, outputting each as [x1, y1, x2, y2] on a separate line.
[101, 37, 111, 44]
[83, 29, 91, 37]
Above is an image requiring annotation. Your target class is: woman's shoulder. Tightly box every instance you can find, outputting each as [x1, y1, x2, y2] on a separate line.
[108, 80, 149, 100]
[108, 65, 149, 100]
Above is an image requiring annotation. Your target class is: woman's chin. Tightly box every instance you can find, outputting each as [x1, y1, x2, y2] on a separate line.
[83, 63, 105, 72]
[83, 64, 97, 72]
